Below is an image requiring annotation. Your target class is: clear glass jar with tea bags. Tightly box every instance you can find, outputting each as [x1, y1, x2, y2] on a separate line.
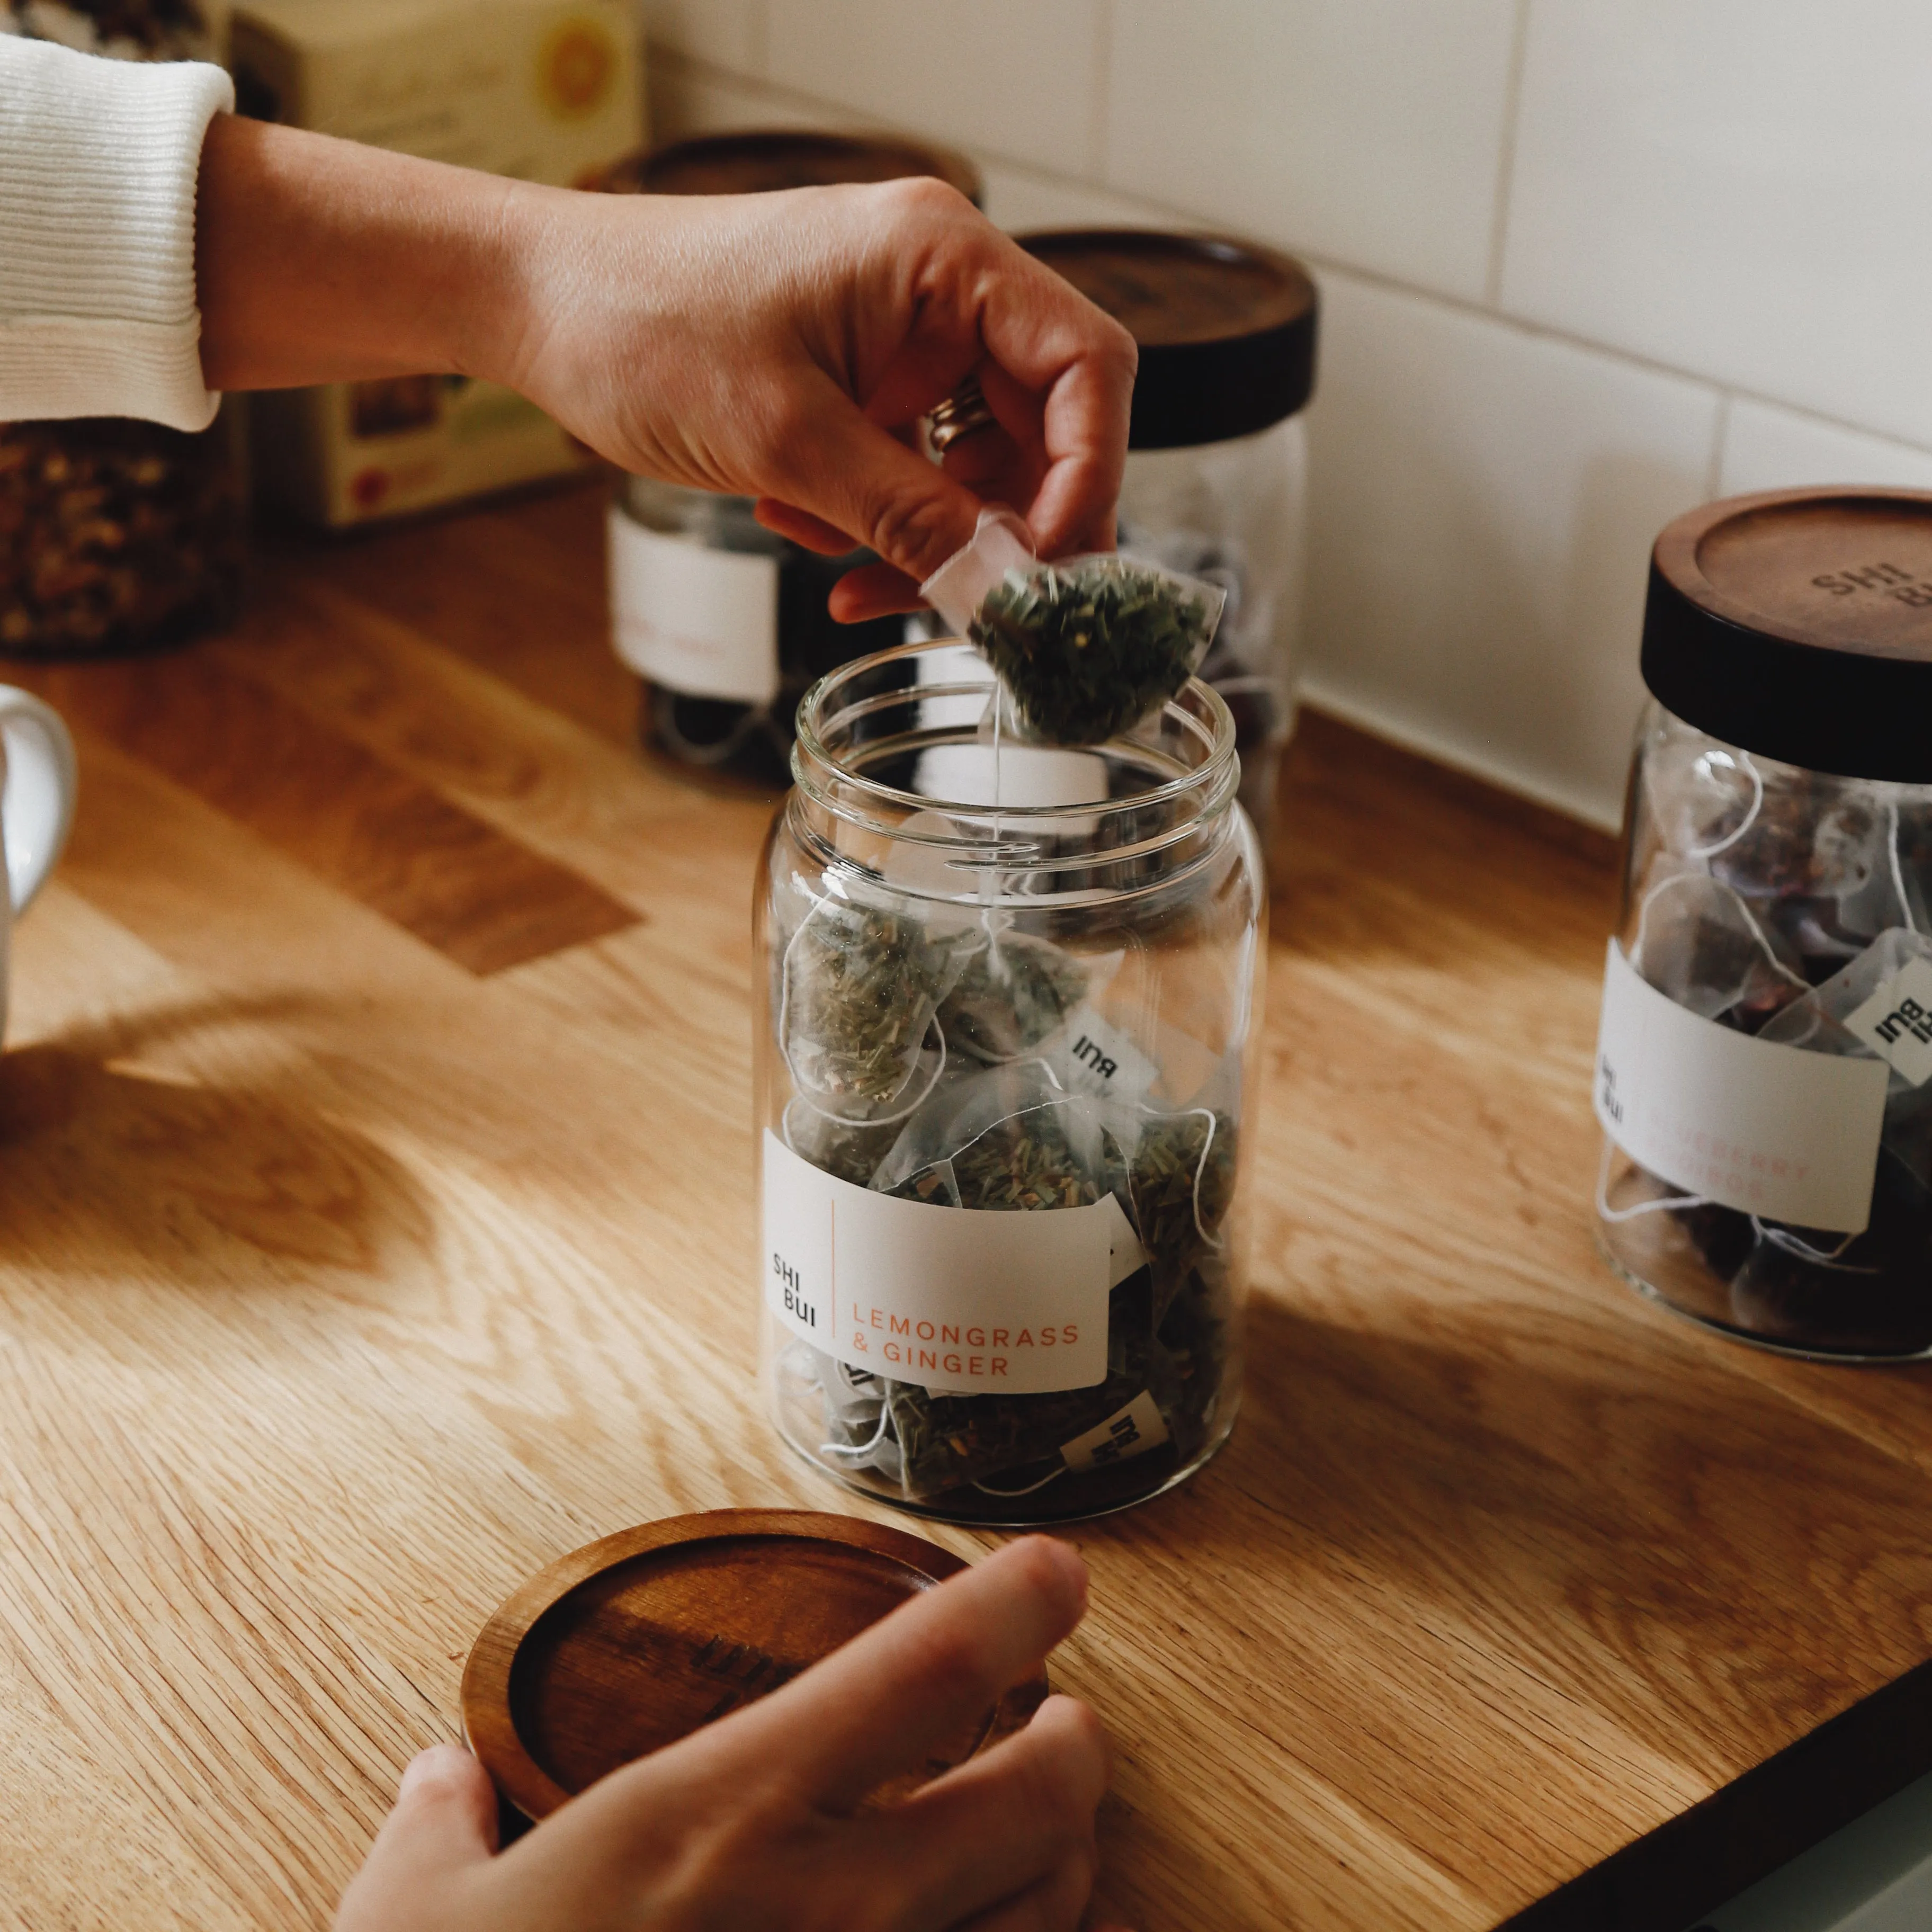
[1015, 231, 1316, 860]
[757, 640, 1265, 1522]
[1596, 488, 1932, 1359]
[601, 131, 982, 784]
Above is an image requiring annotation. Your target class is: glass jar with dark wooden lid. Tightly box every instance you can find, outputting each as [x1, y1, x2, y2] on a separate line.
[601, 131, 982, 785]
[1597, 487, 1932, 1359]
[1015, 230, 1318, 859]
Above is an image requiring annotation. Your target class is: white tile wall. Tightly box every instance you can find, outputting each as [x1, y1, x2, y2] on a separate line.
[1502, 1, 1932, 448]
[1302, 273, 1720, 827]
[1106, 0, 1523, 303]
[641, 0, 1932, 829]
[1719, 401, 1932, 499]
[762, 0, 1106, 178]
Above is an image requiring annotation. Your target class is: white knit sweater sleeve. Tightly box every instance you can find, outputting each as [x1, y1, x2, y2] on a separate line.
[0, 35, 233, 431]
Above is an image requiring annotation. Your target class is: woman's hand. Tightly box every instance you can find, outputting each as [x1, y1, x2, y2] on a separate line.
[334, 1537, 1125, 1932]
[196, 117, 1136, 618]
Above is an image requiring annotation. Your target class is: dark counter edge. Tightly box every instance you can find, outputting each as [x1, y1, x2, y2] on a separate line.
[1497, 1654, 1932, 1931]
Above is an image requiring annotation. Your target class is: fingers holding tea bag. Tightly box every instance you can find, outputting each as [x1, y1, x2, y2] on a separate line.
[921, 508, 1226, 746]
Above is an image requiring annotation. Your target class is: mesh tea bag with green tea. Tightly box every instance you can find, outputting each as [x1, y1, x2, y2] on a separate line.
[922, 509, 1226, 747]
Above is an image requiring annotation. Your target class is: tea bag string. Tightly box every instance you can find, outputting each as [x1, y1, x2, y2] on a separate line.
[776, 887, 951, 1126]
[1889, 800, 1919, 935]
[1595, 1141, 1713, 1223]
[974, 1463, 1067, 1498]
[1750, 1217, 1876, 1273]
[1138, 1103, 1226, 1249]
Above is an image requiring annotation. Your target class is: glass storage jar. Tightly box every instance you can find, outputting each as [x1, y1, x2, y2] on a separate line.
[602, 131, 982, 784]
[1597, 488, 1932, 1359]
[1015, 231, 1317, 859]
[757, 640, 1265, 1522]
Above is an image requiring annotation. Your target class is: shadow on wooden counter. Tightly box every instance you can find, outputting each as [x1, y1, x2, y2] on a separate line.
[0, 998, 433, 1287]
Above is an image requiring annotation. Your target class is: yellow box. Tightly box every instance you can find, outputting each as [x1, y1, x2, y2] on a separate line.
[231, 0, 643, 526]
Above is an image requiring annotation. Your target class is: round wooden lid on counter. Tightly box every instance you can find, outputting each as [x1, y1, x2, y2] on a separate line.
[600, 129, 983, 207]
[1016, 229, 1318, 450]
[1643, 487, 1932, 782]
[461, 1509, 1045, 1822]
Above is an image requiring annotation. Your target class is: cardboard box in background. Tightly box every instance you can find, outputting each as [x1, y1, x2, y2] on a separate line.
[232, 0, 643, 527]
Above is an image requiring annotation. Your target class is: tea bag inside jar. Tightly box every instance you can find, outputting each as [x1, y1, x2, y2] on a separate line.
[776, 883, 972, 1119]
[1629, 869, 1806, 1025]
[921, 508, 1226, 746]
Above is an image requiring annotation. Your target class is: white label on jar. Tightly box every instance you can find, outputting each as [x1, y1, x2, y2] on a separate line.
[607, 505, 780, 704]
[1046, 1005, 1162, 1107]
[1061, 1391, 1169, 1474]
[1594, 939, 1888, 1232]
[763, 1129, 1118, 1394]
[1844, 956, 1932, 1086]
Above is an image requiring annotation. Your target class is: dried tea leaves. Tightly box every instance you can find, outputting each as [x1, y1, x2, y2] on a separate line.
[970, 557, 1221, 746]
[781, 897, 965, 1111]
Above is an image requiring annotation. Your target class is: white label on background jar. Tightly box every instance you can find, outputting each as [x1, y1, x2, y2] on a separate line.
[1844, 955, 1932, 1086]
[1060, 1391, 1168, 1474]
[1594, 939, 1888, 1232]
[764, 1130, 1143, 1394]
[607, 505, 780, 704]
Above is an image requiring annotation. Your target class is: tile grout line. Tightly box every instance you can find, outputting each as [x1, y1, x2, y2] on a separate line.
[1706, 392, 1733, 501]
[1483, 0, 1534, 309]
[651, 49, 1932, 473]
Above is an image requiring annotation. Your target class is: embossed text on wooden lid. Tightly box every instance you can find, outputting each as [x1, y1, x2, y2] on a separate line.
[461, 1509, 1044, 1822]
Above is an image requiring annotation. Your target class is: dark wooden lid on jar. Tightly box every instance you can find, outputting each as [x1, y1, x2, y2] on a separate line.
[461, 1509, 1045, 1823]
[600, 130, 982, 207]
[1644, 488, 1932, 781]
[1016, 230, 1318, 449]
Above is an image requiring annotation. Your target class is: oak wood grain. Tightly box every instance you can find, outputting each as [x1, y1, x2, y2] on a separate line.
[1, 487, 1929, 1931]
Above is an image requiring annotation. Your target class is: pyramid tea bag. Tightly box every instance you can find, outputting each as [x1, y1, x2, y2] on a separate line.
[776, 886, 972, 1116]
[921, 509, 1226, 746]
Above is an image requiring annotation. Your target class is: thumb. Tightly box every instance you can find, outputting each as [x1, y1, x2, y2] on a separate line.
[334, 1747, 499, 1931]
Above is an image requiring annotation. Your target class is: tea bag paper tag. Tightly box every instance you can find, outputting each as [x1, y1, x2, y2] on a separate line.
[763, 1130, 1110, 1396]
[1048, 1004, 1160, 1107]
[1844, 955, 1932, 1086]
[1594, 940, 1888, 1232]
[1061, 1392, 1168, 1474]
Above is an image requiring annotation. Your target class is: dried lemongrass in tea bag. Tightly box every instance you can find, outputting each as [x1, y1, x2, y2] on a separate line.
[938, 931, 1102, 1064]
[922, 509, 1226, 746]
[776, 887, 971, 1115]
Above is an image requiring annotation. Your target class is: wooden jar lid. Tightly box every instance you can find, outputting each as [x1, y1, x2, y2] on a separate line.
[461, 1509, 1046, 1822]
[598, 130, 983, 207]
[1643, 487, 1932, 781]
[1016, 229, 1318, 449]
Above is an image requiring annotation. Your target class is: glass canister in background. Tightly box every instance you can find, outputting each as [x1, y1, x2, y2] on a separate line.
[1597, 488, 1932, 1361]
[602, 131, 983, 784]
[0, 0, 245, 657]
[756, 641, 1265, 1523]
[1015, 231, 1317, 858]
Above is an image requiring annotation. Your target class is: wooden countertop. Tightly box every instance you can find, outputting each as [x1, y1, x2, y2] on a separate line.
[5, 482, 1931, 1931]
